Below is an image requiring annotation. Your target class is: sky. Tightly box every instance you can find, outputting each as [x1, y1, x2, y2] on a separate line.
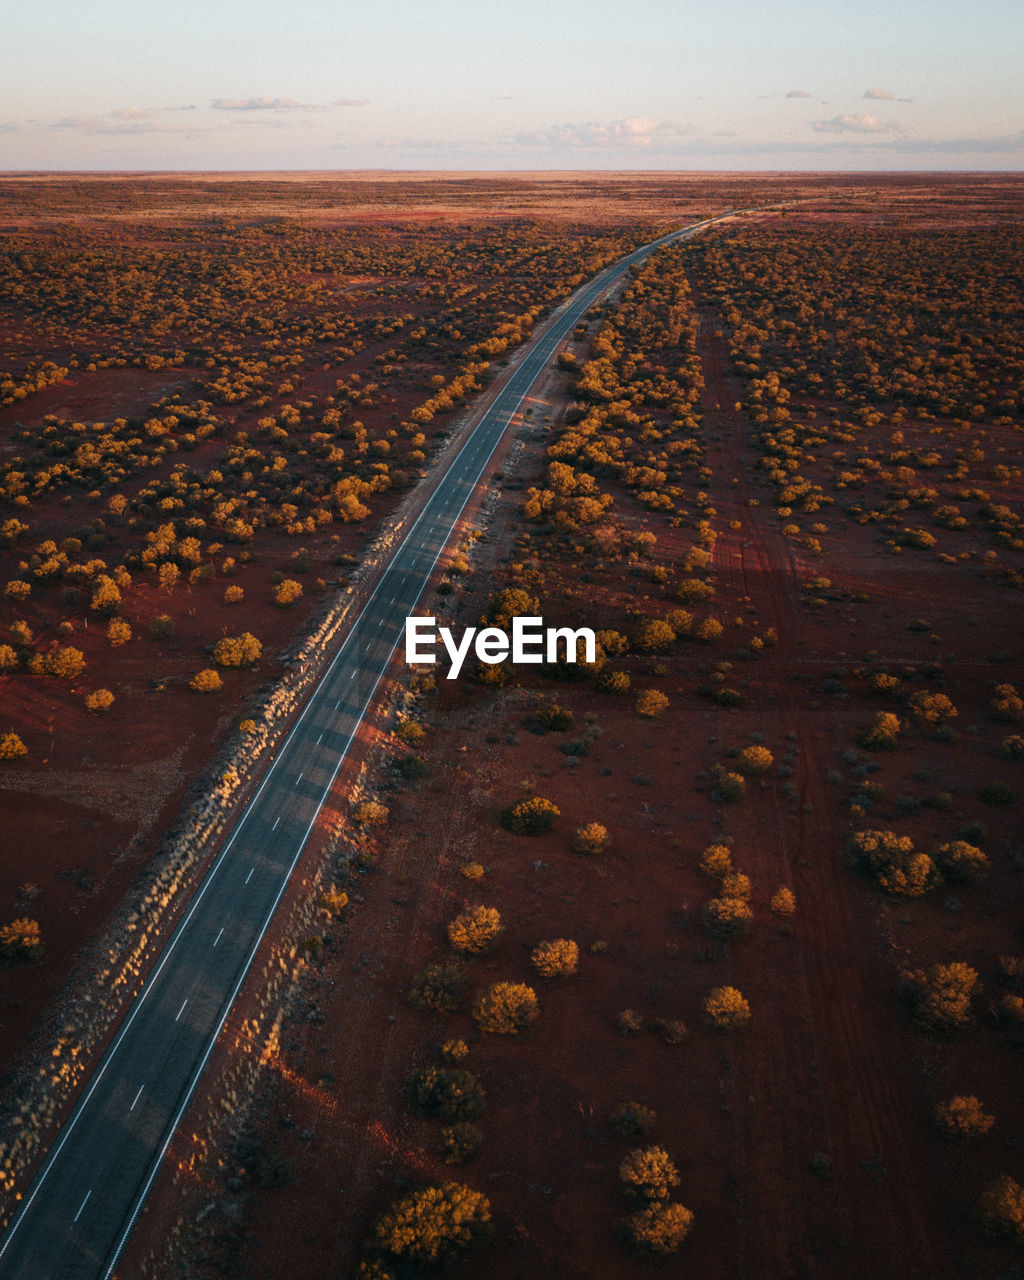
[1, 0, 1022, 171]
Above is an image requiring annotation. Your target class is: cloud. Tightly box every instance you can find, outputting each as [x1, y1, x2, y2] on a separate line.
[211, 97, 301, 111]
[515, 116, 694, 149]
[47, 114, 196, 137]
[810, 112, 896, 134]
[786, 90, 812, 98]
[0, 121, 19, 134]
[112, 107, 158, 121]
[332, 97, 368, 107]
[863, 88, 894, 100]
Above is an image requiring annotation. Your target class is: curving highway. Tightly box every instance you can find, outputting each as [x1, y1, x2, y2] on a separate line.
[0, 210, 742, 1279]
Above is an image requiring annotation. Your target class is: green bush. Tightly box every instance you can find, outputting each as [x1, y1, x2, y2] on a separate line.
[618, 1146, 680, 1201]
[472, 982, 539, 1035]
[447, 905, 503, 955]
[437, 1123, 483, 1165]
[617, 1202, 694, 1257]
[369, 1182, 492, 1267]
[530, 938, 579, 977]
[611, 1101, 656, 1140]
[408, 962, 465, 1013]
[501, 796, 560, 835]
[405, 1067, 486, 1121]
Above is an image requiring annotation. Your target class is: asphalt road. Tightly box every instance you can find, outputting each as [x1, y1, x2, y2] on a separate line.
[0, 211, 736, 1280]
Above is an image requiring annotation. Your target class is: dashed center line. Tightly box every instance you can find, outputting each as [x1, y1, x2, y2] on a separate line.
[73, 1190, 91, 1223]
[175, 999, 188, 1022]
[316, 733, 323, 744]
[294, 773, 303, 787]
[213, 927, 224, 948]
[244, 866, 255, 885]
[129, 1086, 144, 1113]
[272, 816, 281, 831]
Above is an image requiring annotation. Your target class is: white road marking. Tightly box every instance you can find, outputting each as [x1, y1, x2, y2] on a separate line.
[175, 1000, 188, 1022]
[213, 928, 224, 948]
[129, 1086, 144, 1113]
[316, 733, 323, 744]
[334, 700, 341, 710]
[73, 1190, 91, 1223]
[272, 816, 281, 831]
[245, 866, 255, 884]
[295, 773, 303, 786]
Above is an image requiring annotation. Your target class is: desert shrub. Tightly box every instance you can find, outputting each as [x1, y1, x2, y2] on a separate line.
[720, 872, 752, 901]
[397, 754, 428, 779]
[487, 586, 540, 629]
[848, 829, 940, 897]
[572, 822, 608, 855]
[149, 613, 174, 640]
[472, 982, 539, 1035]
[935, 1095, 994, 1139]
[0, 645, 17, 671]
[902, 962, 979, 1035]
[991, 684, 1024, 723]
[224, 584, 244, 604]
[695, 617, 723, 643]
[700, 844, 733, 878]
[369, 1182, 492, 1267]
[458, 862, 484, 880]
[979, 781, 1016, 805]
[396, 720, 427, 743]
[320, 887, 349, 915]
[702, 897, 753, 939]
[611, 1102, 656, 1140]
[353, 800, 389, 826]
[868, 672, 901, 697]
[633, 619, 676, 652]
[532, 703, 573, 731]
[859, 711, 901, 751]
[676, 577, 714, 603]
[213, 632, 262, 667]
[437, 1123, 483, 1165]
[770, 886, 797, 915]
[500, 796, 559, 835]
[440, 1039, 469, 1063]
[447, 905, 503, 955]
[0, 733, 28, 760]
[106, 618, 131, 647]
[977, 1176, 1024, 1242]
[908, 691, 958, 725]
[636, 689, 670, 718]
[85, 689, 114, 713]
[34, 645, 85, 679]
[617, 1009, 644, 1035]
[617, 1202, 694, 1257]
[530, 938, 579, 977]
[1000, 735, 1024, 760]
[711, 767, 746, 802]
[934, 840, 989, 884]
[408, 962, 465, 1013]
[736, 745, 773, 776]
[652, 1018, 687, 1044]
[4, 580, 30, 603]
[619, 1146, 680, 1202]
[703, 985, 751, 1031]
[597, 669, 631, 694]
[405, 1067, 486, 1121]
[190, 668, 223, 693]
[89, 574, 121, 615]
[274, 578, 303, 607]
[0, 917, 42, 961]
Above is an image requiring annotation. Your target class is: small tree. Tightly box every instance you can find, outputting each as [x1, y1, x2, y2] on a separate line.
[700, 844, 733, 878]
[274, 578, 303, 607]
[703, 897, 753, 939]
[977, 1176, 1024, 1242]
[447, 906, 503, 955]
[353, 799, 389, 826]
[190, 669, 223, 693]
[370, 1182, 492, 1267]
[224, 585, 244, 604]
[711, 767, 745, 802]
[213, 632, 262, 667]
[437, 1123, 482, 1165]
[472, 982, 539, 1035]
[85, 689, 114, 713]
[903, 962, 978, 1035]
[636, 689, 670, 718]
[405, 1067, 486, 1121]
[0, 917, 42, 961]
[935, 1095, 994, 1139]
[0, 733, 28, 761]
[859, 711, 901, 751]
[0, 644, 17, 671]
[531, 938, 579, 977]
[908, 691, 958, 725]
[721, 872, 752, 901]
[618, 1202, 694, 1257]
[633, 619, 676, 652]
[106, 617, 131, 647]
[935, 840, 989, 885]
[618, 1146, 680, 1201]
[770, 886, 796, 915]
[611, 1102, 656, 1140]
[990, 684, 1024, 724]
[703, 985, 751, 1031]
[408, 962, 464, 1013]
[737, 745, 773, 776]
[572, 822, 607, 855]
[500, 796, 559, 835]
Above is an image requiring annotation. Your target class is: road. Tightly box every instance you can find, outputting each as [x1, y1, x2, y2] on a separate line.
[0, 211, 739, 1279]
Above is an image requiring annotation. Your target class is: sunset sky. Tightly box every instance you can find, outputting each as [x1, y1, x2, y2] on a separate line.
[1, 0, 1021, 170]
